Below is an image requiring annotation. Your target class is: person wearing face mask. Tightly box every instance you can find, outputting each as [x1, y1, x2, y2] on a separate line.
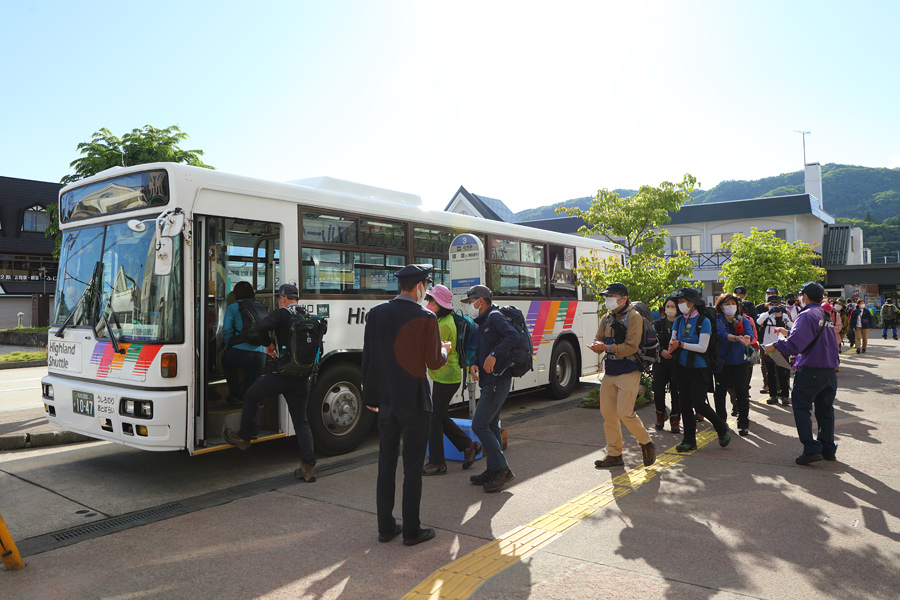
[652, 297, 682, 433]
[756, 295, 793, 405]
[881, 298, 898, 340]
[422, 284, 483, 476]
[836, 299, 853, 348]
[713, 294, 757, 435]
[588, 282, 656, 468]
[668, 287, 732, 452]
[462, 284, 520, 493]
[785, 293, 800, 321]
[361, 264, 451, 546]
[848, 298, 873, 353]
[733, 285, 759, 399]
[764, 282, 839, 465]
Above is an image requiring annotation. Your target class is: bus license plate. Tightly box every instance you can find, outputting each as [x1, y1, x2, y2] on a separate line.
[73, 391, 95, 417]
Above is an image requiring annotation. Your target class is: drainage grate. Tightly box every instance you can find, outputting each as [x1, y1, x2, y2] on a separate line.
[52, 503, 185, 541]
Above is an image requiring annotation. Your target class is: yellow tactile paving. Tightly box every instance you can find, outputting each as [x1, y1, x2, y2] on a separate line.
[403, 418, 735, 600]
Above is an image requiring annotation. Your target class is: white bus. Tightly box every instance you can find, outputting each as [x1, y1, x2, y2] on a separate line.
[42, 164, 623, 455]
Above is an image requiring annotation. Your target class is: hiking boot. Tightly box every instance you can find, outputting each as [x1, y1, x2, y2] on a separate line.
[470, 469, 494, 485]
[669, 414, 681, 434]
[760, 386, 769, 394]
[422, 463, 447, 476]
[862, 348, 866, 353]
[738, 427, 749, 436]
[223, 428, 251, 450]
[655, 410, 668, 431]
[780, 397, 791, 406]
[884, 334, 888, 340]
[767, 397, 779, 405]
[462, 441, 483, 470]
[822, 453, 837, 461]
[718, 429, 732, 447]
[676, 441, 697, 452]
[294, 463, 316, 482]
[894, 336, 898, 341]
[640, 441, 656, 466]
[483, 468, 515, 493]
[594, 454, 624, 468]
[856, 348, 860, 354]
[796, 453, 823, 465]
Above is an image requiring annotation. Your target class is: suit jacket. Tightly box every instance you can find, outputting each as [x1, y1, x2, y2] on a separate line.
[361, 295, 447, 411]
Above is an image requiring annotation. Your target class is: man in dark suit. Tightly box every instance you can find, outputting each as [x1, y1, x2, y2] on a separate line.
[361, 264, 451, 547]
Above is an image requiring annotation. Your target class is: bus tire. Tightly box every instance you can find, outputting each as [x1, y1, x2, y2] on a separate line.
[548, 340, 577, 399]
[308, 363, 374, 455]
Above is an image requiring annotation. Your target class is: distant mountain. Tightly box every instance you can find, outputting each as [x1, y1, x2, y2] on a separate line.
[516, 164, 900, 223]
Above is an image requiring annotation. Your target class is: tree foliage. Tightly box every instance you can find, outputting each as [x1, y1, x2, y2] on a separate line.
[557, 174, 699, 308]
[46, 125, 213, 256]
[719, 228, 826, 305]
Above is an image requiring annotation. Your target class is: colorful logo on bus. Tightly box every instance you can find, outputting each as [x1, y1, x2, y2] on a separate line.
[90, 342, 162, 382]
[526, 300, 577, 355]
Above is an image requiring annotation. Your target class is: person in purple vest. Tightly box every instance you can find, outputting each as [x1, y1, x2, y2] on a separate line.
[764, 282, 840, 465]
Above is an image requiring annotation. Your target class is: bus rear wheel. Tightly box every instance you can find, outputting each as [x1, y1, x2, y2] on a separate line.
[308, 363, 374, 455]
[548, 340, 577, 399]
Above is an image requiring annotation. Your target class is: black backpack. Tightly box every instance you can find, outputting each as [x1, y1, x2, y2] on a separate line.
[497, 306, 534, 377]
[607, 302, 660, 372]
[451, 312, 478, 368]
[231, 299, 271, 347]
[274, 305, 328, 378]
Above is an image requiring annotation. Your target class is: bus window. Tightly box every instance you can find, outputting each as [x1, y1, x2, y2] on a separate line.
[360, 219, 406, 250]
[413, 226, 454, 254]
[302, 211, 357, 245]
[491, 264, 546, 297]
[549, 245, 577, 298]
[302, 248, 404, 295]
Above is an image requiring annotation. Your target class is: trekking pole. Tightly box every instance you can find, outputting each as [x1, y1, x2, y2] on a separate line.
[0, 511, 25, 570]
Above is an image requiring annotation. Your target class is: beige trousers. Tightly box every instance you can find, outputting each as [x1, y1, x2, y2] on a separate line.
[599, 370, 651, 456]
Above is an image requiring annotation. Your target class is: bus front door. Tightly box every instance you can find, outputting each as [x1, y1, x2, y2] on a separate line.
[192, 215, 283, 453]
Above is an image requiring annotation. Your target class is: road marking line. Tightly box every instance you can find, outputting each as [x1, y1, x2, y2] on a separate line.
[404, 420, 733, 600]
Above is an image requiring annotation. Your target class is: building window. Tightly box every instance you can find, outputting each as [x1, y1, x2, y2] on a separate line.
[773, 229, 787, 240]
[672, 234, 701, 255]
[711, 233, 737, 252]
[23, 205, 50, 232]
[711, 281, 724, 299]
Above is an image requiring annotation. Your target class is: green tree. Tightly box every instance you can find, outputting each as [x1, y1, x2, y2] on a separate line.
[719, 228, 826, 305]
[46, 125, 213, 256]
[557, 174, 699, 308]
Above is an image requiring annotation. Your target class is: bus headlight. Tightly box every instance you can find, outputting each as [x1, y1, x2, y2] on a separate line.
[42, 383, 54, 400]
[161, 353, 177, 378]
[121, 399, 153, 419]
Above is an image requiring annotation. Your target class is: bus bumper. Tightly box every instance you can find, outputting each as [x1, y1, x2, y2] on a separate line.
[41, 375, 187, 452]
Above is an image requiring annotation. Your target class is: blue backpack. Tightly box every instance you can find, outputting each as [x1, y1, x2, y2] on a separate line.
[497, 305, 534, 377]
[451, 312, 478, 368]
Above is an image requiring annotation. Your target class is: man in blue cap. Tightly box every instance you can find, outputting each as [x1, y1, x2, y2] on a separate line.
[764, 282, 839, 465]
[224, 283, 321, 483]
[362, 264, 451, 546]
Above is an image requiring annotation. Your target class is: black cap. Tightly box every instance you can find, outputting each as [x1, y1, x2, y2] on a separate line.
[463, 284, 492, 302]
[396, 264, 433, 285]
[785, 292, 796, 300]
[767, 295, 783, 304]
[799, 282, 825, 302]
[766, 287, 778, 294]
[276, 283, 299, 300]
[673, 287, 702, 304]
[733, 286, 747, 295]
[598, 282, 628, 296]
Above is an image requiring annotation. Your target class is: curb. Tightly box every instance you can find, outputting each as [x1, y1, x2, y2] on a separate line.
[0, 359, 47, 370]
[0, 430, 93, 451]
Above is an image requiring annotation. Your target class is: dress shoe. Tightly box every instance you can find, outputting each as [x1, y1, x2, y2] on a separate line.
[378, 524, 402, 543]
[796, 453, 823, 465]
[403, 528, 436, 546]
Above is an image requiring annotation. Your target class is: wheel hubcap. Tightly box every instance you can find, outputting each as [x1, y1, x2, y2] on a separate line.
[322, 382, 361, 435]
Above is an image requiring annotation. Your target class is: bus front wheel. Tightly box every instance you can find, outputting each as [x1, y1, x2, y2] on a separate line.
[548, 340, 577, 399]
[308, 363, 374, 455]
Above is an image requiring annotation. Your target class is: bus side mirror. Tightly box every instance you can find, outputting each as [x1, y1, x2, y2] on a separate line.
[154, 238, 174, 276]
[157, 211, 185, 238]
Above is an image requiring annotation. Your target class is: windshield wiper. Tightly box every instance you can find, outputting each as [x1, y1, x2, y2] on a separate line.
[99, 306, 125, 354]
[55, 261, 102, 338]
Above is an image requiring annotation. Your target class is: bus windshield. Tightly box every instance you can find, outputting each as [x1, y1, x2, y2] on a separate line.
[52, 221, 184, 343]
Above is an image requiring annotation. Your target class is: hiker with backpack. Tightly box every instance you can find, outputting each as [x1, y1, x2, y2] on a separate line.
[881, 298, 898, 340]
[224, 283, 326, 484]
[756, 295, 793, 405]
[713, 294, 757, 436]
[422, 284, 483, 476]
[462, 284, 521, 493]
[764, 282, 839, 465]
[652, 297, 682, 433]
[849, 298, 874, 353]
[221, 281, 269, 404]
[668, 287, 732, 453]
[589, 282, 657, 469]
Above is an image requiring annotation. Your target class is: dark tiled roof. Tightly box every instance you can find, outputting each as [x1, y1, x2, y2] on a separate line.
[0, 175, 62, 255]
[445, 186, 520, 223]
[520, 193, 834, 233]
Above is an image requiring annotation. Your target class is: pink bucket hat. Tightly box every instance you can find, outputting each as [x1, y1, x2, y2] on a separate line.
[426, 284, 454, 310]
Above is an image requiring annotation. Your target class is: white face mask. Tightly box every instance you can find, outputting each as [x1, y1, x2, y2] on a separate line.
[416, 283, 427, 304]
[466, 300, 480, 318]
[835, 304, 842, 310]
[678, 302, 690, 315]
[723, 305, 738, 316]
[665, 307, 678, 318]
[604, 297, 620, 311]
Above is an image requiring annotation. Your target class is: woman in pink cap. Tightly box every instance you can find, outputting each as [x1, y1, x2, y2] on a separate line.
[423, 284, 482, 474]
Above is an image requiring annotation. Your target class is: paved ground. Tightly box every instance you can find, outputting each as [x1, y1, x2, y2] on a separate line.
[2, 338, 899, 599]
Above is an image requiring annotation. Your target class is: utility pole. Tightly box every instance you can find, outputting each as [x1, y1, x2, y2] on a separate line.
[793, 130, 811, 165]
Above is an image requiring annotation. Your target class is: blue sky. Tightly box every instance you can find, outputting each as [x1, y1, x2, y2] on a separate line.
[2, 1, 898, 211]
